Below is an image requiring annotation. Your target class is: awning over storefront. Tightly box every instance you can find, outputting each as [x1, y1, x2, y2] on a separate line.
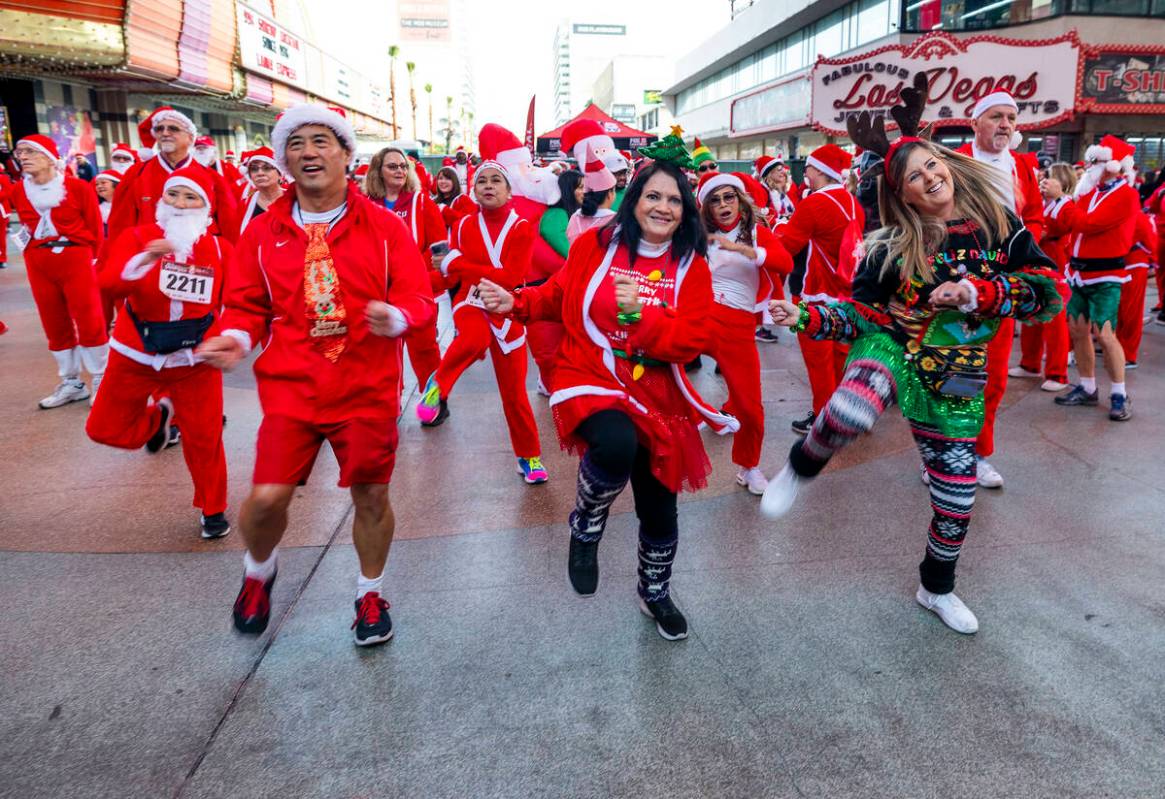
[537, 103, 657, 156]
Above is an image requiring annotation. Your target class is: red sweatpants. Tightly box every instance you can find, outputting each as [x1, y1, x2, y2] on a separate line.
[798, 334, 849, 414]
[976, 317, 1014, 458]
[403, 314, 442, 386]
[1117, 267, 1148, 363]
[1018, 281, 1072, 383]
[434, 306, 541, 458]
[706, 304, 765, 469]
[24, 245, 107, 351]
[86, 350, 228, 515]
[526, 320, 564, 392]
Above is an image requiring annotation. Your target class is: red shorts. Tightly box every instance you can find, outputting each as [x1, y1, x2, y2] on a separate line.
[253, 415, 399, 487]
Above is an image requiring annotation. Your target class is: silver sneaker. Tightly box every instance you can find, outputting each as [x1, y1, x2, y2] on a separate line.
[39, 379, 90, 409]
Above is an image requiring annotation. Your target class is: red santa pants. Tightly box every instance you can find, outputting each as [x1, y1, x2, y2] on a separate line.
[1117, 267, 1148, 363]
[798, 334, 849, 414]
[403, 314, 442, 386]
[434, 306, 541, 458]
[705, 304, 765, 469]
[24, 245, 108, 351]
[1018, 282, 1072, 383]
[976, 317, 1014, 459]
[526, 320, 565, 392]
[86, 350, 227, 515]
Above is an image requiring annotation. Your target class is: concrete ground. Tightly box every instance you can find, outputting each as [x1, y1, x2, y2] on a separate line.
[2, 249, 1164, 799]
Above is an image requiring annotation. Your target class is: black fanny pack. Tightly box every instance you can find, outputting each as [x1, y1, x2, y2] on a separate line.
[125, 302, 214, 354]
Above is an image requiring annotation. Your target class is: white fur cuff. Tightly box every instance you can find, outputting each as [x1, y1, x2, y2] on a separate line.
[222, 329, 253, 354]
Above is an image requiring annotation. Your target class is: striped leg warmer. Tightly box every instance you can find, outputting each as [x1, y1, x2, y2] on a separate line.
[569, 452, 629, 544]
[637, 532, 678, 602]
[912, 422, 977, 594]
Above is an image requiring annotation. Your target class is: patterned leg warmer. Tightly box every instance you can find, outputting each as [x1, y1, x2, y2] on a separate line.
[637, 531, 678, 602]
[569, 452, 629, 544]
[911, 422, 977, 594]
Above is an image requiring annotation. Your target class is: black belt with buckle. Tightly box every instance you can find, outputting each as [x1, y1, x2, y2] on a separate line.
[37, 240, 79, 249]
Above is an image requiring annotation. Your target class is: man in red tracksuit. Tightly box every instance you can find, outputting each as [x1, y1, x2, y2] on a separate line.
[87, 166, 232, 539]
[956, 91, 1045, 488]
[197, 104, 435, 647]
[775, 143, 863, 435]
[8, 134, 108, 408]
[1115, 210, 1156, 366]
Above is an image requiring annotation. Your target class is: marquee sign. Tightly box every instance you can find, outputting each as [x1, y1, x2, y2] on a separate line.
[237, 2, 307, 90]
[1080, 45, 1165, 114]
[810, 31, 1081, 136]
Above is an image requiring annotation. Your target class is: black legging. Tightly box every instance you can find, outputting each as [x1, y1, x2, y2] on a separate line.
[575, 409, 677, 543]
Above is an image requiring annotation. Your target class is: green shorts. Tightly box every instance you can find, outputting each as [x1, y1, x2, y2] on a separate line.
[1067, 282, 1121, 330]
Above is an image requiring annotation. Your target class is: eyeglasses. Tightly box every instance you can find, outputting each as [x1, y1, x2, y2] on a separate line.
[696, 163, 718, 173]
[708, 193, 738, 206]
[383, 163, 408, 171]
[152, 124, 186, 134]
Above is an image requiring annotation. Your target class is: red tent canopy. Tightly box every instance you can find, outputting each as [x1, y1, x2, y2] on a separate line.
[537, 103, 657, 156]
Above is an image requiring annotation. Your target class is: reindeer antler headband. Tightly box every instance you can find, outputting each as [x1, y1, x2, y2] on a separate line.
[845, 72, 930, 191]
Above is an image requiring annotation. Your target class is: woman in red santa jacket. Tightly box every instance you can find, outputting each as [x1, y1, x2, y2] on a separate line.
[432, 166, 476, 230]
[1115, 210, 1156, 367]
[696, 171, 792, 495]
[8, 135, 108, 408]
[416, 161, 548, 482]
[87, 166, 232, 539]
[365, 146, 448, 401]
[1011, 162, 1076, 392]
[477, 156, 740, 641]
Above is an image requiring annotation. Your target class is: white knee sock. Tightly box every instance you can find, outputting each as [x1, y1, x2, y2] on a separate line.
[357, 571, 384, 599]
[1111, 382, 1126, 397]
[243, 549, 277, 581]
[50, 348, 80, 379]
[1080, 376, 1097, 393]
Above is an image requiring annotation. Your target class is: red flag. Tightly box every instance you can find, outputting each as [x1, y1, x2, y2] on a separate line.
[524, 95, 536, 155]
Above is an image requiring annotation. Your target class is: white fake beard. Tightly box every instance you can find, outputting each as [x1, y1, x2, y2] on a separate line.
[24, 173, 66, 212]
[192, 148, 216, 168]
[1075, 164, 1104, 197]
[111, 159, 133, 174]
[155, 203, 211, 261]
[509, 164, 562, 205]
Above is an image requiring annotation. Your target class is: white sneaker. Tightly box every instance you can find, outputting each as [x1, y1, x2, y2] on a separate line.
[1040, 379, 1069, 392]
[38, 379, 89, 409]
[1007, 365, 1040, 378]
[916, 585, 979, 634]
[976, 458, 1003, 489]
[1068, 351, 1076, 366]
[919, 462, 930, 486]
[735, 467, 768, 496]
[759, 463, 804, 519]
[536, 378, 551, 398]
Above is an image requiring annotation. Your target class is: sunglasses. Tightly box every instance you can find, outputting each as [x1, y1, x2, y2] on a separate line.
[152, 124, 186, 134]
[383, 163, 408, 171]
[696, 163, 718, 173]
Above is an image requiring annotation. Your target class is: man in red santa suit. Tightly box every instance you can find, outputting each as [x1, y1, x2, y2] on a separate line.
[452, 145, 474, 190]
[108, 142, 139, 175]
[1115, 209, 1155, 368]
[193, 135, 244, 188]
[774, 143, 864, 434]
[197, 104, 435, 646]
[107, 107, 241, 249]
[8, 135, 108, 408]
[1055, 135, 1141, 421]
[87, 166, 232, 539]
[955, 91, 1045, 488]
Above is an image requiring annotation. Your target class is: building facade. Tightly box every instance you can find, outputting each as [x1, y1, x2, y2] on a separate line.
[664, 0, 1165, 169]
[552, 20, 631, 126]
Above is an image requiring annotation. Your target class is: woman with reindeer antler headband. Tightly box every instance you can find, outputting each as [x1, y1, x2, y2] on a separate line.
[759, 75, 1063, 635]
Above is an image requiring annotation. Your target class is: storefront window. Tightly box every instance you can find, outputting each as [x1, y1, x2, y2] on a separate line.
[902, 0, 1155, 31]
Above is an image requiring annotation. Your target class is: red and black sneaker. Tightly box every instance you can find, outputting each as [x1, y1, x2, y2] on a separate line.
[352, 592, 393, 646]
[232, 571, 276, 635]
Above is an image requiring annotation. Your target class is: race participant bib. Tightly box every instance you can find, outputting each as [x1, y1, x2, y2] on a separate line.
[9, 225, 30, 253]
[465, 283, 486, 309]
[159, 260, 215, 304]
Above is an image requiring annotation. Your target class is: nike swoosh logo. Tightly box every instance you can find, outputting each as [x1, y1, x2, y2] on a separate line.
[275, 240, 288, 247]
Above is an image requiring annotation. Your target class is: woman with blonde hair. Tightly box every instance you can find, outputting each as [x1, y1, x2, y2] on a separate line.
[760, 78, 1062, 635]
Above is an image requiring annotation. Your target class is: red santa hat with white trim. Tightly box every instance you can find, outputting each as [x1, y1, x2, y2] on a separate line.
[15, 134, 64, 169]
[1085, 134, 1137, 181]
[971, 90, 1023, 150]
[163, 165, 216, 212]
[110, 142, 139, 163]
[560, 118, 615, 165]
[477, 123, 531, 173]
[696, 171, 745, 205]
[95, 168, 123, 185]
[753, 155, 785, 180]
[271, 103, 357, 173]
[805, 144, 853, 183]
[138, 106, 197, 149]
[243, 146, 280, 174]
[582, 142, 616, 193]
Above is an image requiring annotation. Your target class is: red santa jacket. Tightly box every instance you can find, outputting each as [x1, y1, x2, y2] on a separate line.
[956, 144, 1045, 242]
[8, 175, 103, 250]
[107, 156, 241, 250]
[775, 184, 864, 303]
[219, 184, 435, 424]
[381, 191, 446, 254]
[1127, 211, 1156, 269]
[1041, 196, 1076, 272]
[510, 194, 564, 283]
[1069, 180, 1141, 284]
[1148, 184, 1165, 234]
[708, 222, 793, 312]
[437, 194, 476, 230]
[441, 202, 532, 354]
[101, 222, 231, 368]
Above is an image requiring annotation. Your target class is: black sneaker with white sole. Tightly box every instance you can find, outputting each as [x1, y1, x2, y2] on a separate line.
[639, 595, 688, 641]
[200, 512, 231, 539]
[352, 592, 394, 646]
[791, 411, 815, 435]
[568, 537, 599, 596]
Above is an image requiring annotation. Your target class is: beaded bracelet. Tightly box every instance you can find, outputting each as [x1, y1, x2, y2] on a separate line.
[790, 301, 811, 333]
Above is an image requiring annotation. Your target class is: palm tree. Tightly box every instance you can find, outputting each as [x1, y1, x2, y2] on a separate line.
[406, 62, 418, 141]
[387, 45, 400, 139]
[424, 82, 434, 147]
[444, 95, 454, 153]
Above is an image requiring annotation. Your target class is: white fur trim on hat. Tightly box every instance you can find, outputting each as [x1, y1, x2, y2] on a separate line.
[494, 145, 530, 170]
[16, 137, 63, 168]
[474, 160, 510, 183]
[152, 109, 198, 137]
[805, 155, 843, 183]
[271, 104, 357, 173]
[697, 173, 745, 205]
[163, 175, 211, 208]
[758, 159, 783, 178]
[971, 91, 1018, 120]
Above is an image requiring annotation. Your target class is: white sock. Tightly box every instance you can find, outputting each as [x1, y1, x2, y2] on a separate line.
[243, 549, 277, 581]
[1111, 382, 1126, 397]
[1080, 376, 1097, 393]
[357, 571, 384, 599]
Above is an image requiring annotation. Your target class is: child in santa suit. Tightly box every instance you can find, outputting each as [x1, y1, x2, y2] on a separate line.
[86, 166, 232, 539]
[417, 162, 548, 483]
[1056, 135, 1141, 421]
[1011, 161, 1076, 392]
[1115, 209, 1156, 367]
[774, 144, 865, 434]
[8, 135, 108, 408]
[697, 171, 792, 495]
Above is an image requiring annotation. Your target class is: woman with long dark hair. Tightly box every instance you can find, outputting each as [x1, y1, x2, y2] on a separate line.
[762, 89, 1062, 635]
[432, 166, 475, 230]
[476, 150, 739, 641]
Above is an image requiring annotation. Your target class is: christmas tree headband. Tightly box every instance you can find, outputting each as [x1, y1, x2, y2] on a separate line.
[638, 125, 694, 170]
